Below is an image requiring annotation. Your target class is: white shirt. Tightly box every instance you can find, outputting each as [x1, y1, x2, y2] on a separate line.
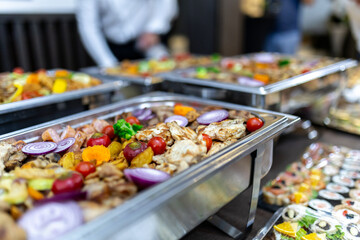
[344, 0, 360, 52]
[76, 0, 178, 67]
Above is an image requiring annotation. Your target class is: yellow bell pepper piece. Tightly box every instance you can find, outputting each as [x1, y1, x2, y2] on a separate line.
[52, 78, 67, 93]
[9, 83, 23, 102]
[299, 183, 310, 192]
[294, 192, 304, 204]
[310, 174, 320, 188]
[310, 168, 321, 176]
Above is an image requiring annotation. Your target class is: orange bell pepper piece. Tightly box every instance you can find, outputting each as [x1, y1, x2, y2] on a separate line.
[174, 105, 195, 116]
[253, 73, 270, 84]
[26, 73, 39, 84]
[55, 70, 69, 78]
[28, 187, 44, 200]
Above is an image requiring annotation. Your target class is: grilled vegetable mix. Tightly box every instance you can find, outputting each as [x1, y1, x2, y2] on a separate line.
[0, 102, 265, 240]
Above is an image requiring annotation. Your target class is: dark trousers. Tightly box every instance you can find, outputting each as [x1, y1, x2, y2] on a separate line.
[107, 40, 144, 61]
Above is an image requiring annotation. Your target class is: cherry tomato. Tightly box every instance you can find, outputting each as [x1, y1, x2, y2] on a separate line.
[125, 116, 141, 125]
[123, 142, 147, 163]
[102, 125, 115, 139]
[51, 172, 83, 195]
[226, 62, 234, 69]
[301, 69, 310, 74]
[141, 72, 150, 77]
[148, 137, 166, 155]
[174, 103, 183, 107]
[87, 133, 111, 147]
[246, 117, 264, 132]
[175, 53, 190, 61]
[75, 162, 96, 178]
[202, 134, 212, 152]
[21, 91, 42, 100]
[13, 67, 24, 74]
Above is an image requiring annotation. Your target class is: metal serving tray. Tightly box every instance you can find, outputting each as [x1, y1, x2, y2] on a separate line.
[0, 80, 126, 115]
[0, 74, 128, 134]
[160, 55, 357, 109]
[0, 92, 299, 240]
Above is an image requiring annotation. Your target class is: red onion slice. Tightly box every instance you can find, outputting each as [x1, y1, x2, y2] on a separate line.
[18, 201, 83, 240]
[124, 168, 171, 189]
[36, 191, 87, 205]
[132, 108, 145, 117]
[54, 137, 75, 153]
[142, 113, 156, 121]
[164, 115, 188, 127]
[197, 109, 229, 125]
[137, 108, 152, 121]
[237, 77, 264, 87]
[22, 142, 58, 155]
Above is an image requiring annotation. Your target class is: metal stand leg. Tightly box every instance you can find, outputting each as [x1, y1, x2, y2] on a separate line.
[251, 94, 266, 109]
[207, 145, 266, 239]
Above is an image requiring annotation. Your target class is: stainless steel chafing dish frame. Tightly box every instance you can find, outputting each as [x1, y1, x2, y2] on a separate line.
[159, 54, 357, 108]
[0, 92, 299, 240]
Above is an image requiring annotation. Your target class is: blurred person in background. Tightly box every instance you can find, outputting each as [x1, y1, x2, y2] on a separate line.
[264, 0, 314, 54]
[76, 0, 178, 67]
[344, 0, 360, 59]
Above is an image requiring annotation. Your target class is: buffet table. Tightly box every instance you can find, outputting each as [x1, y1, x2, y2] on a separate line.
[182, 125, 360, 240]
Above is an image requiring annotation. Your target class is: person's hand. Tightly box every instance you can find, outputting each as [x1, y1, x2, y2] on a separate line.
[137, 33, 160, 51]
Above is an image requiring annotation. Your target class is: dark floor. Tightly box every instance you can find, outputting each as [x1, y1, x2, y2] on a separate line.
[182, 125, 360, 240]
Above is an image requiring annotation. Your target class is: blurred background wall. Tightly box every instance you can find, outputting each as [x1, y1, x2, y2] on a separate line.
[0, 0, 357, 72]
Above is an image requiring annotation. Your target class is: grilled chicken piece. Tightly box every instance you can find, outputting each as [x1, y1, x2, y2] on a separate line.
[68, 131, 87, 152]
[197, 119, 246, 142]
[228, 110, 255, 121]
[83, 182, 109, 202]
[115, 112, 132, 122]
[12, 141, 26, 151]
[41, 128, 61, 143]
[188, 120, 199, 131]
[167, 122, 197, 141]
[185, 110, 200, 123]
[78, 201, 110, 222]
[0, 211, 26, 240]
[91, 119, 109, 132]
[135, 123, 173, 146]
[153, 162, 177, 175]
[163, 139, 207, 172]
[206, 139, 237, 157]
[60, 125, 76, 140]
[78, 124, 96, 141]
[151, 106, 174, 122]
[0, 142, 27, 175]
[0, 142, 13, 175]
